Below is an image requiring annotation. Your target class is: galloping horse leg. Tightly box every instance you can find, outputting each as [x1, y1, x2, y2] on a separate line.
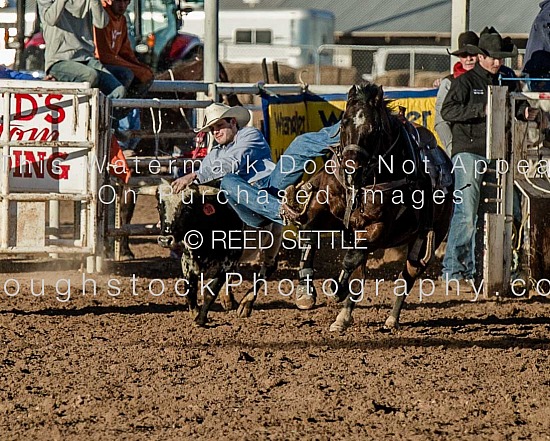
[295, 230, 318, 310]
[385, 236, 433, 329]
[237, 223, 283, 318]
[118, 185, 136, 260]
[329, 248, 368, 333]
[333, 246, 368, 302]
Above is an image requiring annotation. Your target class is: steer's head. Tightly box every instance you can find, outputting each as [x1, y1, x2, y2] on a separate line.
[156, 182, 197, 249]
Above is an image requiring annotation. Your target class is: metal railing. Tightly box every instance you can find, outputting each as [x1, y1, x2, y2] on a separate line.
[0, 80, 104, 272]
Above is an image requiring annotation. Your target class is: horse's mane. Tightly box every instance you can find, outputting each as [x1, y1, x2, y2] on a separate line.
[352, 83, 391, 109]
[348, 82, 394, 135]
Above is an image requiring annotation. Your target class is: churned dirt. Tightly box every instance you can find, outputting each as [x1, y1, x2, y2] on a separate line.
[0, 195, 549, 440]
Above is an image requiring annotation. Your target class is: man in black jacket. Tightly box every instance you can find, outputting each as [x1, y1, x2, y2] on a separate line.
[440, 27, 536, 291]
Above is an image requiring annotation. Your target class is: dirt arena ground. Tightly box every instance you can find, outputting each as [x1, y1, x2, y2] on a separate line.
[0, 196, 549, 440]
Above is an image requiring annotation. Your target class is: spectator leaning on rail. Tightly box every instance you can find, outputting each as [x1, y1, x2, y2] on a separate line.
[94, 0, 153, 99]
[440, 27, 538, 293]
[37, 0, 126, 99]
[522, 1, 550, 93]
[94, 0, 154, 154]
[435, 31, 479, 157]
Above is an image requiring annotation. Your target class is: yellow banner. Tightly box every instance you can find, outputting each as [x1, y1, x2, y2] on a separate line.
[305, 99, 346, 133]
[264, 91, 439, 158]
[266, 101, 308, 162]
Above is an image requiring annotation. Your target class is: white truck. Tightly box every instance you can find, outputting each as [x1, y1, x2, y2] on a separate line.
[180, 8, 335, 68]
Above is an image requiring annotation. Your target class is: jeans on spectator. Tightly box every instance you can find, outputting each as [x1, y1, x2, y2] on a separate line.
[442, 152, 485, 280]
[49, 59, 125, 99]
[105, 64, 153, 99]
[105, 64, 135, 121]
[105, 64, 134, 89]
[117, 108, 141, 151]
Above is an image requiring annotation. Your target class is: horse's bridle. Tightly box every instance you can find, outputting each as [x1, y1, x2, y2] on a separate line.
[336, 113, 404, 227]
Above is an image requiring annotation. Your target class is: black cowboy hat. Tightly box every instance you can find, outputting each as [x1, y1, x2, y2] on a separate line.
[448, 31, 479, 56]
[473, 27, 518, 59]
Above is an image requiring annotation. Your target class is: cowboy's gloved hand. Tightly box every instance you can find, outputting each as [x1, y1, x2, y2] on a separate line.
[525, 106, 541, 121]
[171, 173, 197, 193]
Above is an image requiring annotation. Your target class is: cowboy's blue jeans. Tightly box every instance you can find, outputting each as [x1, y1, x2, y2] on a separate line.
[220, 123, 341, 227]
[221, 175, 282, 227]
[268, 123, 340, 192]
[442, 152, 485, 280]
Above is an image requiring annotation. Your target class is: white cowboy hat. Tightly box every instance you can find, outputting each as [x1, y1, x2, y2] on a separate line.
[194, 103, 251, 133]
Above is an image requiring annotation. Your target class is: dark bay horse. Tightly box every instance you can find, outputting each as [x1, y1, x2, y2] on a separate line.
[291, 83, 454, 332]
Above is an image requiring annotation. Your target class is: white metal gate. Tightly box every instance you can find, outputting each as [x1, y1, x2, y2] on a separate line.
[0, 80, 105, 272]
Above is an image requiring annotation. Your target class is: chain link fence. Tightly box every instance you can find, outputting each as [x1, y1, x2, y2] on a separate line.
[316, 44, 526, 87]
[222, 43, 527, 88]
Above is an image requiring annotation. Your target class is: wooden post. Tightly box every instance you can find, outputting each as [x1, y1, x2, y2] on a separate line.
[483, 86, 510, 297]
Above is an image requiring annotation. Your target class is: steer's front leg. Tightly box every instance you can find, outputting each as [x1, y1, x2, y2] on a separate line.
[195, 274, 225, 327]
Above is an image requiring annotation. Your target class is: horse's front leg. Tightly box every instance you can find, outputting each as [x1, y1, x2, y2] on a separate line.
[332, 242, 368, 302]
[295, 230, 318, 310]
[385, 259, 426, 330]
[118, 185, 136, 260]
[329, 248, 367, 333]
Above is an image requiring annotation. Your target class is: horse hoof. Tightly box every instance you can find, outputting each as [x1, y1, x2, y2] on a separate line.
[296, 283, 316, 310]
[329, 315, 353, 333]
[237, 292, 256, 318]
[329, 318, 352, 333]
[236, 302, 253, 318]
[220, 296, 237, 312]
[194, 316, 208, 327]
[384, 316, 399, 330]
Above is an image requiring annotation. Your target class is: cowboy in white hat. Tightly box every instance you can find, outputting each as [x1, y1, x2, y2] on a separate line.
[171, 102, 274, 193]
